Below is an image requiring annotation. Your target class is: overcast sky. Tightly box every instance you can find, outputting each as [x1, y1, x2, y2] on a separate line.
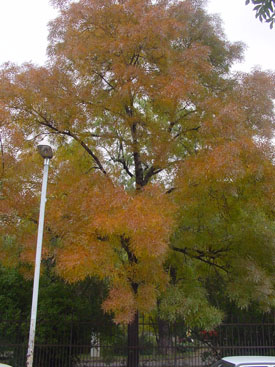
[0, 0, 274, 72]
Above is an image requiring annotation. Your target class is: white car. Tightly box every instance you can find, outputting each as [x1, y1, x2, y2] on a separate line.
[212, 356, 275, 367]
[0, 364, 12, 367]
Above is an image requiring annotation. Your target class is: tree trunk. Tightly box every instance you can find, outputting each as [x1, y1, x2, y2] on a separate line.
[157, 318, 172, 355]
[127, 311, 139, 367]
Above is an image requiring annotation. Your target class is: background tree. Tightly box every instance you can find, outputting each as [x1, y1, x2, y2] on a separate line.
[0, 262, 113, 366]
[0, 1, 274, 366]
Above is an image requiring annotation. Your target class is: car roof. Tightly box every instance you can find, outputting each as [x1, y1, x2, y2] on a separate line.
[222, 356, 275, 365]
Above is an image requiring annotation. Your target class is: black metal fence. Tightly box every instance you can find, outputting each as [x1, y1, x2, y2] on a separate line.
[0, 320, 274, 367]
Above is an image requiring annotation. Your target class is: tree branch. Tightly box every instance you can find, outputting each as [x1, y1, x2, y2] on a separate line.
[113, 157, 134, 177]
[127, 104, 144, 188]
[166, 187, 176, 194]
[94, 70, 116, 91]
[168, 109, 197, 133]
[172, 125, 201, 140]
[172, 246, 229, 273]
[31, 109, 108, 176]
[116, 140, 134, 177]
[121, 235, 138, 264]
[143, 166, 163, 185]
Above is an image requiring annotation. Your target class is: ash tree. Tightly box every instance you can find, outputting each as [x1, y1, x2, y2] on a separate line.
[0, 0, 274, 366]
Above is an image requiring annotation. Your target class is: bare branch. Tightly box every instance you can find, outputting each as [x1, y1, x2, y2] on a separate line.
[168, 109, 197, 133]
[173, 125, 201, 140]
[94, 70, 116, 91]
[114, 157, 134, 177]
[166, 187, 176, 194]
[31, 109, 108, 176]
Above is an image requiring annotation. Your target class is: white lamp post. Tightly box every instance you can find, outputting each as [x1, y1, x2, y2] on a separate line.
[26, 145, 53, 367]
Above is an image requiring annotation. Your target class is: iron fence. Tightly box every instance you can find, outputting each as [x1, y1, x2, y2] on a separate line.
[0, 320, 274, 367]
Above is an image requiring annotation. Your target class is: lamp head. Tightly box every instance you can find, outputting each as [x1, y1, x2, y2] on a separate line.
[38, 145, 53, 159]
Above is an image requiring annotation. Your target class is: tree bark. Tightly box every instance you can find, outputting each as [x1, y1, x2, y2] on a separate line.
[127, 311, 139, 367]
[157, 318, 172, 355]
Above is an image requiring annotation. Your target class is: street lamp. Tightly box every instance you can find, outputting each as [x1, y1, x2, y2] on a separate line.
[26, 145, 53, 367]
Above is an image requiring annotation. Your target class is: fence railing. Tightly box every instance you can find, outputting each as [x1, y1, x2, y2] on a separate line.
[0, 320, 274, 367]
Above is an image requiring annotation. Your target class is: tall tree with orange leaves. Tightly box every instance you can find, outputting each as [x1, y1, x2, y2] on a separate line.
[0, 0, 274, 366]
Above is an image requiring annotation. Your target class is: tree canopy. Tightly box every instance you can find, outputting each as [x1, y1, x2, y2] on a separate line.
[0, 0, 274, 334]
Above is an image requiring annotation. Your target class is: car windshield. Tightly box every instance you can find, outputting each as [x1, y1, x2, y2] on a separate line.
[211, 361, 275, 367]
[211, 361, 233, 367]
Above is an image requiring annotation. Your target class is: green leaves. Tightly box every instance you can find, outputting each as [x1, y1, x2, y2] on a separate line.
[245, 0, 275, 28]
[172, 136, 275, 314]
[159, 281, 224, 329]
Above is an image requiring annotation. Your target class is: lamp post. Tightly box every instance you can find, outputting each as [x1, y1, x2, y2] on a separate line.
[26, 145, 53, 367]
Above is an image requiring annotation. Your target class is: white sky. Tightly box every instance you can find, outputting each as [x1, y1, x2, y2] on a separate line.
[0, 0, 274, 72]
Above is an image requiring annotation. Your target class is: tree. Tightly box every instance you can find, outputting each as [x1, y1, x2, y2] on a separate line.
[0, 1, 274, 366]
[246, 0, 275, 28]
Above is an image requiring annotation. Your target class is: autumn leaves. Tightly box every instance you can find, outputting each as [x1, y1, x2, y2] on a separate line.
[0, 0, 274, 326]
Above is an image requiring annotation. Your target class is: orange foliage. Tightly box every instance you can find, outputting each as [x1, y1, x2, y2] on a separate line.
[47, 171, 175, 322]
[0, 0, 274, 323]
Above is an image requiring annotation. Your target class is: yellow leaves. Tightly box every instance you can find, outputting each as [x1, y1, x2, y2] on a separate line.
[55, 239, 116, 282]
[0, 0, 274, 328]
[136, 284, 158, 313]
[18, 233, 37, 266]
[2, 0, 273, 327]
[200, 100, 247, 144]
[102, 282, 160, 324]
[51, 174, 175, 256]
[51, 170, 175, 259]
[177, 138, 269, 192]
[237, 69, 275, 139]
[102, 284, 136, 324]
[46, 170, 175, 322]
[47, 0, 216, 116]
